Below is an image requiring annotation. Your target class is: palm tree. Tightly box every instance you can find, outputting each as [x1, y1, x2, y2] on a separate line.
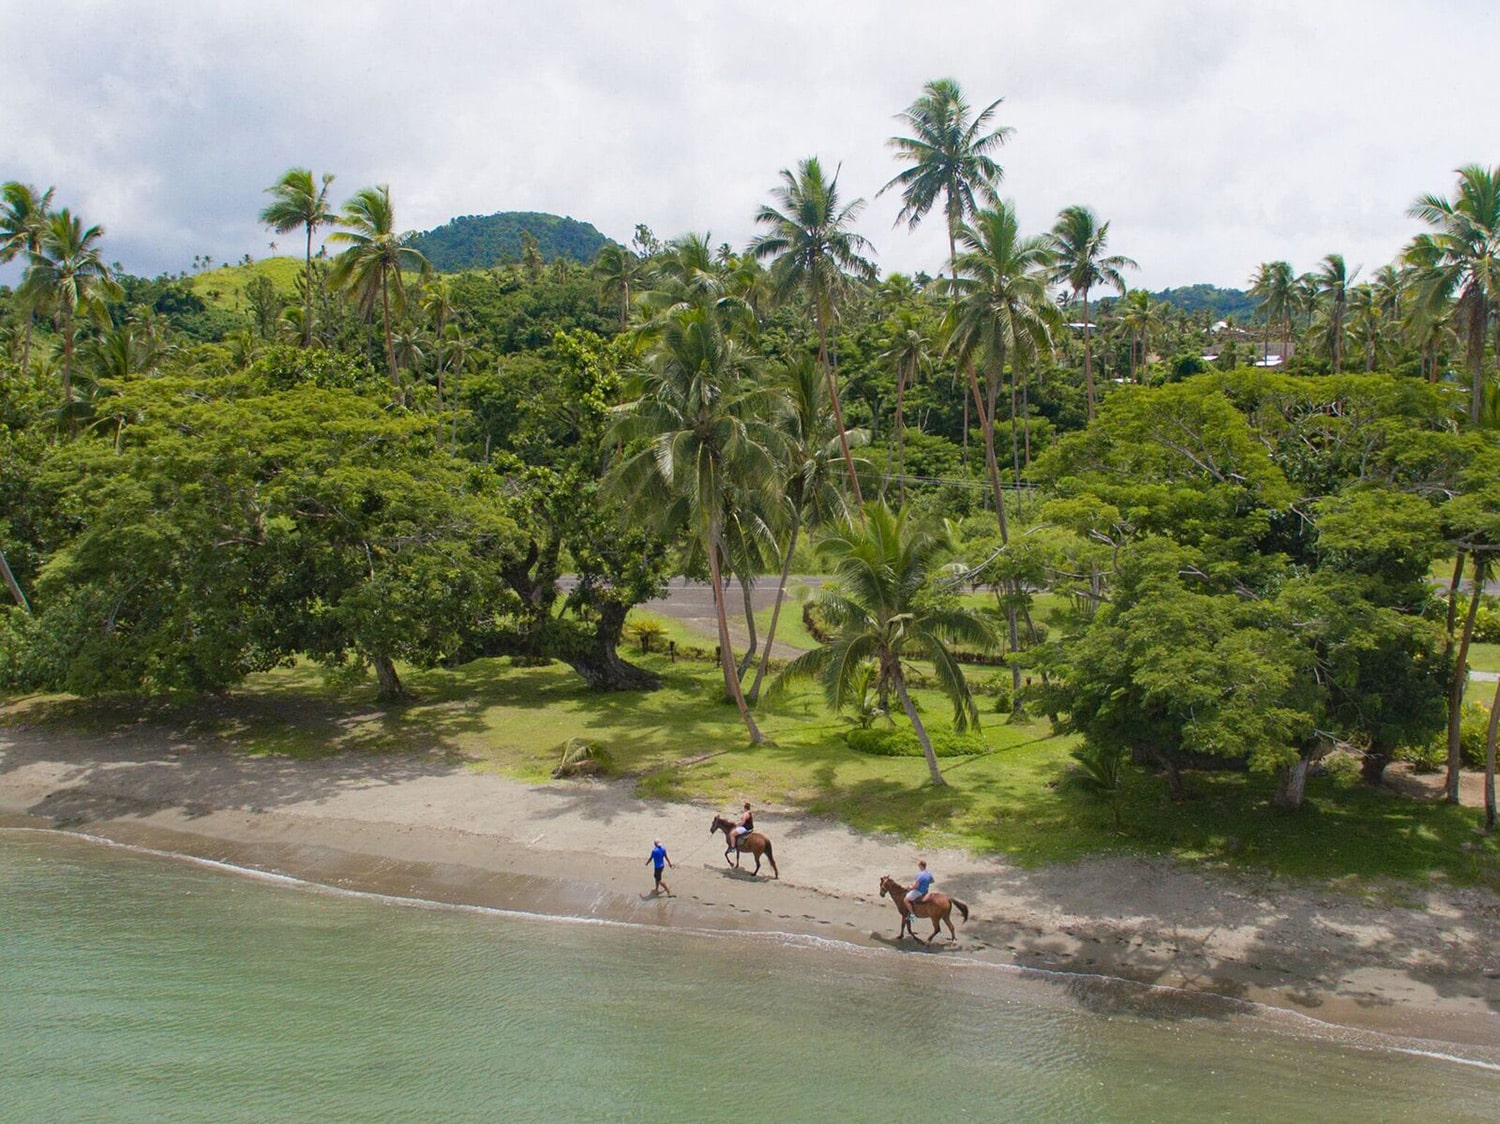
[880, 78, 1011, 275]
[1407, 165, 1500, 425]
[1, 181, 56, 370]
[22, 209, 121, 421]
[259, 168, 335, 348]
[1114, 289, 1163, 381]
[605, 309, 780, 743]
[1248, 260, 1295, 367]
[593, 243, 645, 330]
[1313, 253, 1357, 372]
[875, 308, 936, 503]
[749, 157, 877, 504]
[1047, 205, 1136, 418]
[771, 501, 996, 786]
[943, 202, 1060, 543]
[637, 232, 752, 335]
[747, 355, 861, 702]
[327, 185, 429, 395]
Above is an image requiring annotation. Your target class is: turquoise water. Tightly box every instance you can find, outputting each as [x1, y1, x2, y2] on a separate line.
[3, 830, 1497, 1122]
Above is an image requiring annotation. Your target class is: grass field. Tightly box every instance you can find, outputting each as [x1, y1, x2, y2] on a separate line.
[7, 647, 1497, 891]
[188, 257, 304, 311]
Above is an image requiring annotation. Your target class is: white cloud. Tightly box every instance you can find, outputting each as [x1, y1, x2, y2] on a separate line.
[2, 0, 1493, 290]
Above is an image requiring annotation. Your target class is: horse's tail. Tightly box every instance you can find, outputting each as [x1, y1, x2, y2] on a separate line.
[953, 898, 970, 923]
[765, 839, 778, 876]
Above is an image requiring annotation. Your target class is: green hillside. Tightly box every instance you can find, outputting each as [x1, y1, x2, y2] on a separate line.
[188, 256, 303, 310]
[408, 212, 613, 272]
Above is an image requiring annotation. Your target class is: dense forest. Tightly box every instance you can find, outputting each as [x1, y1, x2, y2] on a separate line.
[3, 79, 1499, 828]
[408, 211, 613, 272]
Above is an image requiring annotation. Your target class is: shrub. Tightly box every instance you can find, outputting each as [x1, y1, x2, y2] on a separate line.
[553, 737, 613, 778]
[627, 616, 668, 654]
[845, 725, 987, 758]
[1407, 701, 1492, 771]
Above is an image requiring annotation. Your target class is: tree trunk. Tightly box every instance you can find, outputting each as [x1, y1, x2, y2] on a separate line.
[0, 547, 29, 612]
[736, 569, 758, 678]
[894, 667, 945, 787]
[1446, 550, 1468, 636]
[380, 273, 401, 402]
[1360, 744, 1393, 786]
[966, 360, 1009, 545]
[748, 514, 800, 703]
[372, 653, 404, 701]
[1483, 673, 1500, 832]
[1081, 289, 1095, 420]
[1447, 556, 1486, 803]
[560, 598, 663, 691]
[302, 224, 315, 347]
[709, 521, 764, 744]
[1274, 757, 1309, 811]
[817, 310, 862, 507]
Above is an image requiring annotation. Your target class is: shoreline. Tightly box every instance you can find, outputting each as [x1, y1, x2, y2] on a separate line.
[3, 726, 1499, 1053]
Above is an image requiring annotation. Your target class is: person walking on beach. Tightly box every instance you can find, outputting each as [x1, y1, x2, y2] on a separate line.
[647, 839, 674, 896]
[905, 859, 933, 925]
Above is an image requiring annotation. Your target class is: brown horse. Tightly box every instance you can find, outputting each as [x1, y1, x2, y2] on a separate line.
[710, 814, 779, 878]
[879, 874, 969, 942]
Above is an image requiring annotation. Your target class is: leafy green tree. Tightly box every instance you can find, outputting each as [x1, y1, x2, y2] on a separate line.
[606, 309, 780, 742]
[328, 185, 430, 394]
[1407, 165, 1500, 424]
[772, 501, 996, 786]
[21, 209, 122, 423]
[0, 181, 55, 370]
[750, 156, 877, 503]
[1047, 205, 1136, 418]
[259, 168, 335, 347]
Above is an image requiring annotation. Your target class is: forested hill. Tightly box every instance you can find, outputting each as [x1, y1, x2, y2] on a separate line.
[408, 212, 613, 271]
[1149, 284, 1258, 322]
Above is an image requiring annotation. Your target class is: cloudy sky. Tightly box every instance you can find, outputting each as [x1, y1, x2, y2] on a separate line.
[3, 1, 1493, 291]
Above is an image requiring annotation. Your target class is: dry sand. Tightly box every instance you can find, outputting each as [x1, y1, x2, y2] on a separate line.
[3, 724, 1499, 1054]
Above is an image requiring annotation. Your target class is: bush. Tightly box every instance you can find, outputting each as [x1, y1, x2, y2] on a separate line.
[627, 616, 668, 654]
[1406, 701, 1492, 771]
[553, 737, 613, 778]
[845, 725, 987, 758]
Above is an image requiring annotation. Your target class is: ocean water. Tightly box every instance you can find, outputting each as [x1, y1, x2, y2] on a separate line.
[2, 829, 1497, 1122]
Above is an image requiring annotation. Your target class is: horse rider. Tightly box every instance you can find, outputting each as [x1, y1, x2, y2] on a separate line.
[905, 859, 934, 925]
[730, 802, 754, 847]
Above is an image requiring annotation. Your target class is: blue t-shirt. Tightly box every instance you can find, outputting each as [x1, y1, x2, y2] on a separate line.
[914, 870, 934, 895]
[650, 845, 668, 869]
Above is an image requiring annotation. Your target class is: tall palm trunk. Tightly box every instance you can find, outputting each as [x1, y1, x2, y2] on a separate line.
[0, 547, 29, 612]
[748, 514, 801, 703]
[965, 360, 1009, 544]
[737, 568, 759, 678]
[709, 519, 764, 743]
[816, 313, 863, 506]
[302, 223, 315, 347]
[1447, 555, 1487, 803]
[893, 664, 945, 787]
[1080, 288, 1096, 419]
[379, 271, 400, 400]
[1482, 674, 1499, 831]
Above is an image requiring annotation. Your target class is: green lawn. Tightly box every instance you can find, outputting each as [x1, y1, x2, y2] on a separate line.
[6, 651, 1497, 891]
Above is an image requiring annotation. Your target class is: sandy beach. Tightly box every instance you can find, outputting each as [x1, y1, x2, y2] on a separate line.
[3, 723, 1499, 1053]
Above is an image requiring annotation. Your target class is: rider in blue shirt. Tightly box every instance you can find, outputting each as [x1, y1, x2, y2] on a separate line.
[905, 860, 934, 925]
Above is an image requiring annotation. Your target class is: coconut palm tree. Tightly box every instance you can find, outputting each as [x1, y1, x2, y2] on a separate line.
[637, 232, 752, 335]
[747, 355, 862, 702]
[1407, 165, 1500, 425]
[593, 242, 645, 331]
[1, 181, 56, 370]
[259, 168, 335, 348]
[1313, 253, 1357, 372]
[1248, 260, 1295, 367]
[327, 185, 429, 395]
[880, 78, 1011, 275]
[1047, 205, 1136, 418]
[771, 501, 996, 786]
[21, 209, 121, 422]
[749, 157, 877, 504]
[605, 308, 780, 743]
[943, 202, 1060, 543]
[1114, 289, 1163, 381]
[875, 308, 936, 503]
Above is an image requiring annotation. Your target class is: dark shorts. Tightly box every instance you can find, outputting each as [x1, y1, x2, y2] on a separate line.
[652, 865, 666, 882]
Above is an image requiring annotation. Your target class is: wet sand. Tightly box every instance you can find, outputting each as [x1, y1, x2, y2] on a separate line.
[3, 725, 1498, 1052]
